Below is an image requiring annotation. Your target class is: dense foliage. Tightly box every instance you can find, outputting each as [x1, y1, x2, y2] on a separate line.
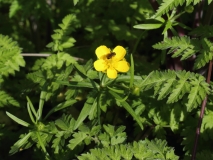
[1, 0, 213, 159]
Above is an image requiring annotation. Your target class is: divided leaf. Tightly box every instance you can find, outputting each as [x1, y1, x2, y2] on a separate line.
[68, 132, 87, 150]
[78, 139, 179, 160]
[139, 70, 209, 111]
[153, 36, 213, 70]
[0, 34, 25, 77]
[46, 14, 76, 52]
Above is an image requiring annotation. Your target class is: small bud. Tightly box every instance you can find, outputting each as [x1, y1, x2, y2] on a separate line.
[185, 5, 194, 13]
[131, 86, 140, 96]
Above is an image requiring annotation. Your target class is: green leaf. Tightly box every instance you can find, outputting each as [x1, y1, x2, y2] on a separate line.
[74, 63, 87, 76]
[77, 139, 179, 160]
[196, 150, 213, 160]
[9, 132, 32, 155]
[119, 144, 133, 160]
[57, 80, 100, 89]
[9, 0, 21, 18]
[60, 38, 76, 48]
[6, 111, 30, 127]
[47, 14, 76, 52]
[68, 132, 87, 150]
[36, 132, 47, 153]
[133, 23, 162, 30]
[27, 104, 36, 124]
[189, 25, 213, 38]
[45, 99, 77, 120]
[194, 38, 213, 69]
[0, 91, 20, 107]
[130, 54, 134, 88]
[26, 96, 37, 122]
[55, 114, 75, 132]
[167, 71, 190, 103]
[37, 91, 46, 120]
[154, 0, 185, 17]
[107, 86, 125, 94]
[0, 35, 25, 77]
[74, 94, 97, 130]
[108, 91, 143, 130]
[73, 0, 79, 5]
[153, 36, 199, 61]
[186, 75, 207, 111]
[157, 78, 175, 100]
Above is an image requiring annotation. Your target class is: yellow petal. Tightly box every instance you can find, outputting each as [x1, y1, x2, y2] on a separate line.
[114, 61, 130, 72]
[95, 46, 111, 59]
[107, 67, 117, 79]
[94, 59, 108, 71]
[112, 46, 126, 61]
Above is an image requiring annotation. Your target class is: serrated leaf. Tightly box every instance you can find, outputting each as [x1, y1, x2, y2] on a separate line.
[167, 72, 190, 103]
[111, 136, 126, 145]
[154, 0, 185, 17]
[0, 91, 20, 107]
[9, 132, 32, 155]
[68, 132, 87, 150]
[158, 78, 175, 100]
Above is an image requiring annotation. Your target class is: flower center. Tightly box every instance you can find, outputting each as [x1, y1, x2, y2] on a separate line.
[106, 52, 116, 59]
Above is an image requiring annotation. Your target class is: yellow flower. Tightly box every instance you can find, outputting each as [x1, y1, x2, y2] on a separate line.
[94, 45, 130, 79]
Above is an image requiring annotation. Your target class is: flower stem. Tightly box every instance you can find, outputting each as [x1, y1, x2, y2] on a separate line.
[97, 93, 101, 126]
[132, 31, 146, 55]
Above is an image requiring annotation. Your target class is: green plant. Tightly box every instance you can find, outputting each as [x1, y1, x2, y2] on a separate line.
[1, 0, 213, 159]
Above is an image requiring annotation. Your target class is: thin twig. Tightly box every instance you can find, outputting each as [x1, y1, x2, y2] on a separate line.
[21, 53, 84, 62]
[21, 53, 51, 57]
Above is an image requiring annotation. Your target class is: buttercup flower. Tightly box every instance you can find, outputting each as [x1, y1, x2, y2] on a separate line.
[94, 45, 130, 79]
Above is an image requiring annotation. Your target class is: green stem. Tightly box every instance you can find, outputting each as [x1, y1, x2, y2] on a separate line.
[132, 31, 146, 54]
[97, 93, 101, 125]
[203, 2, 213, 25]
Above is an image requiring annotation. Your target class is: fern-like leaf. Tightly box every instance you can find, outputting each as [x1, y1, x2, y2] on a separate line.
[200, 109, 213, 140]
[156, 71, 176, 100]
[153, 36, 200, 61]
[27, 52, 75, 100]
[0, 91, 20, 107]
[68, 132, 87, 150]
[189, 25, 213, 38]
[51, 114, 75, 153]
[167, 71, 190, 103]
[196, 150, 213, 160]
[194, 38, 213, 69]
[139, 70, 209, 110]
[155, 0, 202, 17]
[9, 132, 33, 155]
[186, 74, 209, 111]
[155, 0, 185, 17]
[0, 34, 25, 77]
[146, 138, 166, 158]
[153, 36, 213, 69]
[46, 14, 76, 52]
[78, 139, 179, 160]
[9, 0, 21, 18]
